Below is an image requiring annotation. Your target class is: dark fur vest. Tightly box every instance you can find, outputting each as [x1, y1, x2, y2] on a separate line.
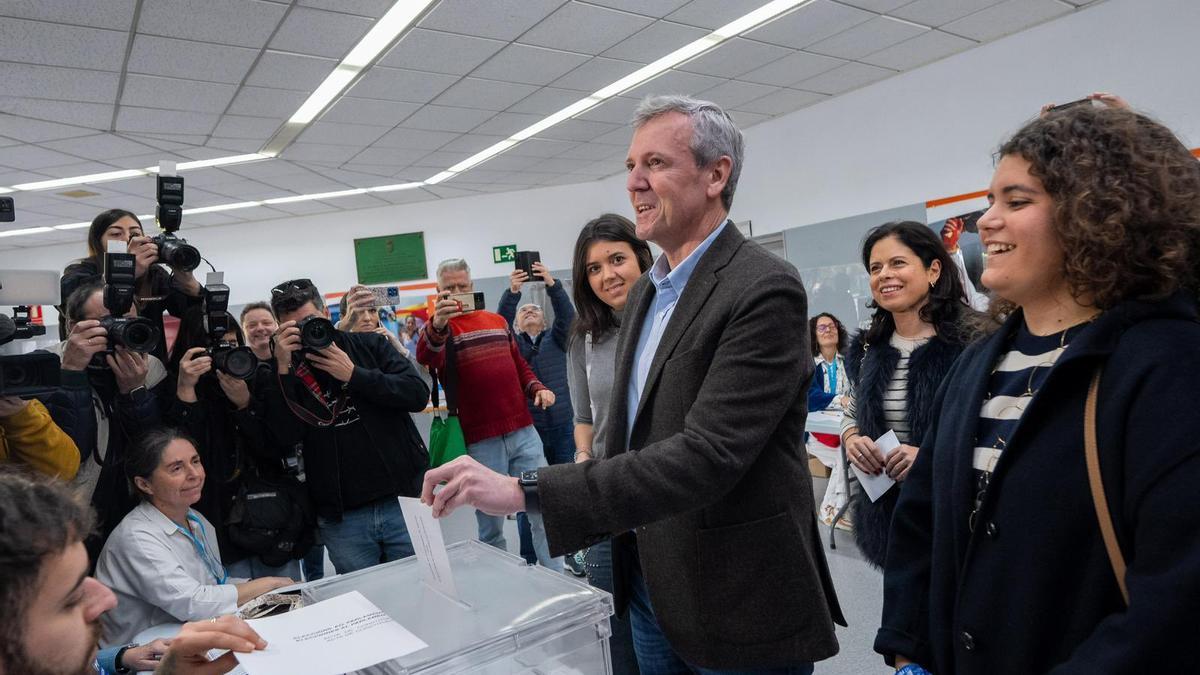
[844, 325, 968, 568]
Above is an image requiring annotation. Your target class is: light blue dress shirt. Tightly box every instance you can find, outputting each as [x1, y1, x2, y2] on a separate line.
[625, 221, 727, 449]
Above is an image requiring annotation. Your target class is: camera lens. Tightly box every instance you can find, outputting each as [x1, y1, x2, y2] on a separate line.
[299, 316, 335, 350]
[219, 346, 257, 380]
[108, 317, 160, 353]
[2, 363, 27, 386]
[162, 240, 201, 272]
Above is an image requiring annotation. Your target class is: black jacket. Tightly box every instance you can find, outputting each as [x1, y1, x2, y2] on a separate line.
[259, 330, 430, 520]
[498, 281, 576, 430]
[876, 293, 1200, 674]
[844, 325, 971, 569]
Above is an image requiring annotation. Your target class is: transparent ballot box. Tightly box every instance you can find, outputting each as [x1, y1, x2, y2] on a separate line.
[299, 540, 614, 674]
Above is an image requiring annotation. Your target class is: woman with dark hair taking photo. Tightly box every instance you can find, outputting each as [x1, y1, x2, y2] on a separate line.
[566, 213, 653, 675]
[877, 105, 1200, 673]
[840, 221, 985, 568]
[59, 209, 203, 360]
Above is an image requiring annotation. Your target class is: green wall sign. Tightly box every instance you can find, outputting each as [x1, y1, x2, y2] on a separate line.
[354, 232, 428, 284]
[492, 244, 517, 263]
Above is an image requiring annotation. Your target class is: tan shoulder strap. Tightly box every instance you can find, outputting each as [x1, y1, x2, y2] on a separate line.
[1084, 366, 1129, 606]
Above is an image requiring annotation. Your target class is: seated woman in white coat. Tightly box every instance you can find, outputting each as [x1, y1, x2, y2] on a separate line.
[96, 428, 292, 646]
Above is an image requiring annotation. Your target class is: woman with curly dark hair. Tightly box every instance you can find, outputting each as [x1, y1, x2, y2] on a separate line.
[877, 105, 1200, 674]
[840, 221, 986, 568]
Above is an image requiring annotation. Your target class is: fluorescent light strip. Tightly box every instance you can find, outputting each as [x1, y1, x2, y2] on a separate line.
[264, 188, 368, 204]
[423, 0, 812, 185]
[0, 226, 53, 237]
[14, 169, 149, 192]
[368, 182, 425, 192]
[53, 221, 93, 230]
[0, 187, 13, 194]
[151, 154, 273, 172]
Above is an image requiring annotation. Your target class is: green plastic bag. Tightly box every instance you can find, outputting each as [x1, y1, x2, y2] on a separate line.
[429, 413, 467, 468]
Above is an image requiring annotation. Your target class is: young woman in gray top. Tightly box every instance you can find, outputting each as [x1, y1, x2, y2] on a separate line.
[566, 213, 652, 675]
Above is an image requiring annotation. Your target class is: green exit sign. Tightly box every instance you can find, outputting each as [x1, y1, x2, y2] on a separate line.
[492, 244, 517, 263]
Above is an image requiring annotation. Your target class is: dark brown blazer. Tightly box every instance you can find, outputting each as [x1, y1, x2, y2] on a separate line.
[540, 223, 845, 670]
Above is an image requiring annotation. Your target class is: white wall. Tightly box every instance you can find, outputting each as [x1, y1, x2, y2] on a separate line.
[3, 0, 1196, 310]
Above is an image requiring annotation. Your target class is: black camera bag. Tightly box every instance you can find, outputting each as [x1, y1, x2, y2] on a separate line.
[227, 469, 315, 568]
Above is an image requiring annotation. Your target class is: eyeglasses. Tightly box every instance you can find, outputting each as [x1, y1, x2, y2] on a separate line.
[271, 279, 313, 295]
[815, 324, 837, 333]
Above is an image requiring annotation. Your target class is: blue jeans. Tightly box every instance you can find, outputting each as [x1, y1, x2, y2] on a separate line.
[301, 544, 326, 582]
[586, 540, 640, 675]
[317, 497, 414, 574]
[629, 563, 813, 675]
[520, 422, 576, 564]
[226, 556, 302, 582]
[468, 425, 563, 572]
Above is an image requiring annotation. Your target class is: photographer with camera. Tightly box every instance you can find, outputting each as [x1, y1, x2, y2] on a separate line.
[0, 396, 80, 479]
[166, 298, 309, 582]
[60, 209, 203, 361]
[258, 278, 429, 574]
[338, 285, 411, 357]
[43, 276, 168, 556]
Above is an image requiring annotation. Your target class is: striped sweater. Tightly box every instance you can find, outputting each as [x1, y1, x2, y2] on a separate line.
[417, 310, 547, 444]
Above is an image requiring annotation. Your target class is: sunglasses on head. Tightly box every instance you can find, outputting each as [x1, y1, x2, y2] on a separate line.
[272, 279, 314, 295]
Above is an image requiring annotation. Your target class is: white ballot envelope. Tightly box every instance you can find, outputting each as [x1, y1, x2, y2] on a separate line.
[237, 590, 427, 675]
[850, 429, 901, 502]
[398, 496, 459, 599]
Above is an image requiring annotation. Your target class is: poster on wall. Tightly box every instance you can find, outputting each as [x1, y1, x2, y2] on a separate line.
[927, 209, 987, 294]
[354, 232, 428, 285]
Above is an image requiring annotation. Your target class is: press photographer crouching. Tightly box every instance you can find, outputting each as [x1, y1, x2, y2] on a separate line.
[166, 291, 311, 582]
[60, 209, 203, 362]
[260, 278, 430, 574]
[43, 272, 167, 558]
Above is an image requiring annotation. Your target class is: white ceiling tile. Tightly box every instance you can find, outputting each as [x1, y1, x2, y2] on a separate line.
[348, 67, 460, 104]
[420, 184, 480, 199]
[277, 143, 363, 163]
[531, 157, 596, 174]
[624, 69, 725, 99]
[890, 0, 1005, 27]
[602, 20, 709, 62]
[228, 87, 310, 118]
[739, 50, 847, 87]
[212, 115, 283, 140]
[372, 128, 459, 150]
[0, 19, 128, 71]
[0, 0, 137, 30]
[746, 0, 874, 49]
[432, 78, 541, 111]
[860, 29, 975, 70]
[576, 96, 640, 124]
[206, 137, 269, 153]
[554, 141, 627, 160]
[732, 87, 828, 115]
[507, 138, 579, 157]
[941, 0, 1072, 41]
[180, 188, 236, 207]
[181, 212, 244, 227]
[298, 0, 395, 18]
[343, 146, 427, 167]
[508, 87, 590, 115]
[372, 187, 439, 204]
[807, 17, 929, 60]
[0, 116, 99, 143]
[297, 121, 390, 146]
[18, 200, 109, 220]
[128, 35, 259, 84]
[116, 107, 219, 135]
[410, 150, 473, 168]
[105, 152, 192, 171]
[320, 97, 422, 126]
[469, 112, 543, 137]
[269, 7, 374, 59]
[470, 152, 539, 171]
[583, 0, 692, 18]
[588, 125, 635, 147]
[521, 2, 653, 54]
[419, 0, 565, 42]
[695, 80, 779, 109]
[539, 119, 621, 142]
[379, 28, 506, 75]
[246, 51, 338, 91]
[223, 160, 309, 180]
[473, 44, 590, 87]
[677, 38, 794, 79]
[665, 0, 760, 30]
[0, 144, 87, 170]
[550, 57, 640, 92]
[439, 134, 508, 153]
[216, 205, 290, 222]
[727, 110, 771, 127]
[316, 193, 390, 210]
[120, 75, 238, 114]
[257, 171, 352, 192]
[0, 62, 119, 104]
[303, 166, 395, 184]
[40, 134, 160, 160]
[262, 199, 342, 215]
[794, 61, 894, 95]
[0, 100, 112, 129]
[400, 105, 495, 133]
[837, 0, 912, 11]
[116, 134, 200, 152]
[138, 0, 287, 48]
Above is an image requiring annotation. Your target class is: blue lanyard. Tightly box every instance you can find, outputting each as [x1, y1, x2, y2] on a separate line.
[176, 512, 228, 585]
[826, 358, 838, 394]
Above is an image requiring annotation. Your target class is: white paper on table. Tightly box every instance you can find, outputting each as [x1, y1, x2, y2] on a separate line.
[398, 496, 459, 599]
[850, 429, 901, 502]
[236, 590, 426, 675]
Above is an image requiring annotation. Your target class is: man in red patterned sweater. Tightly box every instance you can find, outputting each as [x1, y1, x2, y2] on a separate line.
[417, 258, 563, 572]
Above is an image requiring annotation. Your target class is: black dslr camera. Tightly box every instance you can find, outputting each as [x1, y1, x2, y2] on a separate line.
[296, 316, 335, 353]
[99, 249, 159, 355]
[151, 172, 201, 271]
[202, 283, 256, 380]
[0, 306, 60, 398]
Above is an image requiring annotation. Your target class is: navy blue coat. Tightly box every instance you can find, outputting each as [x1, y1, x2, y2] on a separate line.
[498, 282, 575, 430]
[876, 293, 1200, 674]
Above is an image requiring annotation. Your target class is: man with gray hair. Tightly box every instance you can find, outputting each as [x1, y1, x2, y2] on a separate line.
[417, 258, 563, 573]
[420, 96, 844, 673]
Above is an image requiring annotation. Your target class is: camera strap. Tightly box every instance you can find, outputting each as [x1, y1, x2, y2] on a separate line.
[276, 362, 345, 428]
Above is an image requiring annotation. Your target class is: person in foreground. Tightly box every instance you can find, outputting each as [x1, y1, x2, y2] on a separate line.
[876, 104, 1200, 673]
[0, 468, 266, 675]
[422, 94, 844, 674]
